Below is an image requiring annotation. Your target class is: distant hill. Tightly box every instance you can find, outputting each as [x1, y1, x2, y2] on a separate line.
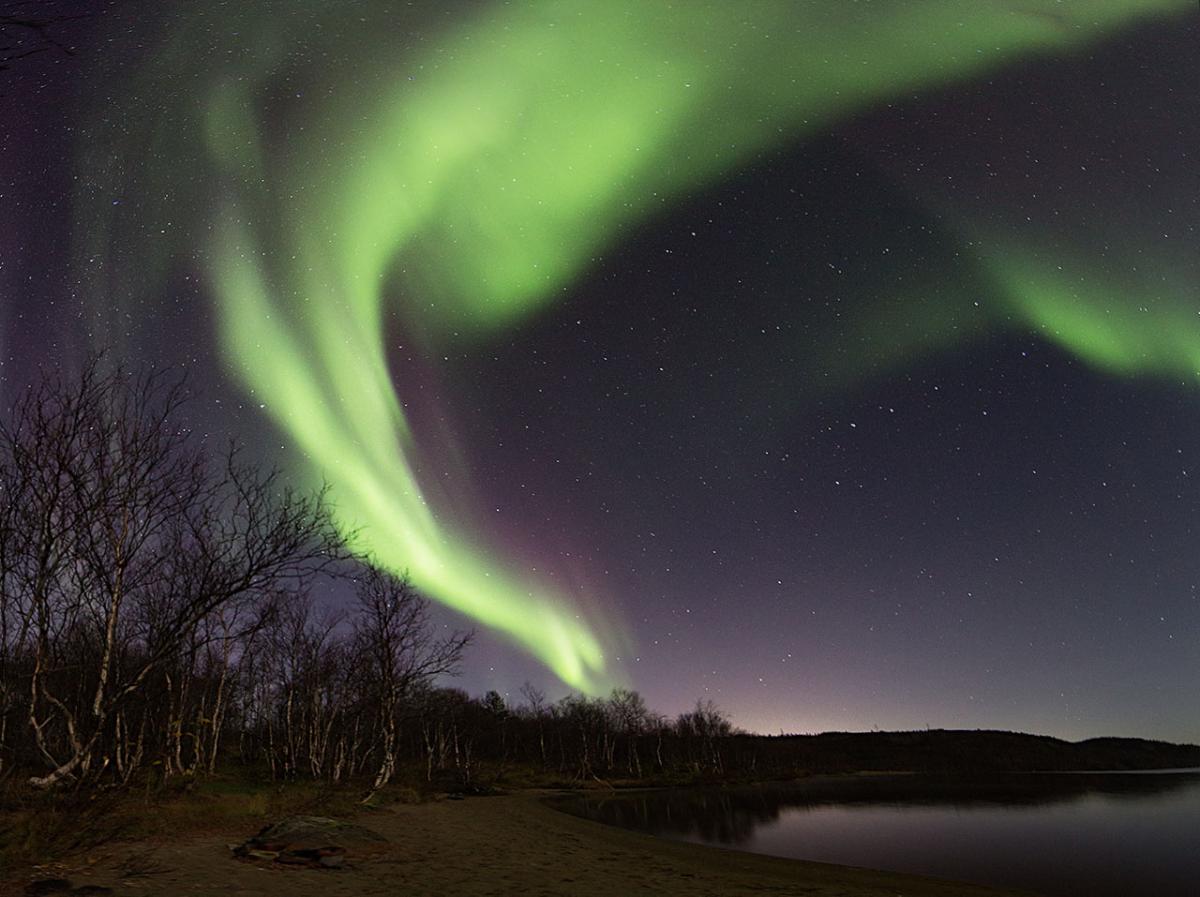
[725, 729, 1200, 775]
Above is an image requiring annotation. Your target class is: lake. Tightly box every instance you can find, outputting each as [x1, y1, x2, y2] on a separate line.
[558, 771, 1200, 897]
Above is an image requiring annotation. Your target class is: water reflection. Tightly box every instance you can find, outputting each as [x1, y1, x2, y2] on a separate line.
[556, 772, 1200, 897]
[562, 772, 1200, 845]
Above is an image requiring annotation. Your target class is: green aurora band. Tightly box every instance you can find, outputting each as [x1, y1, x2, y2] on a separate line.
[79, 1, 1197, 692]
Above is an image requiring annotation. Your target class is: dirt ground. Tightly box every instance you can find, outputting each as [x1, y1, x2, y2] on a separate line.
[10, 791, 1037, 897]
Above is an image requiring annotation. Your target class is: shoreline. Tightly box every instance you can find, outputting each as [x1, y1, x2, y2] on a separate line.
[11, 789, 1039, 896]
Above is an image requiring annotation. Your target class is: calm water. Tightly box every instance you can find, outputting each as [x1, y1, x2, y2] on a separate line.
[558, 772, 1200, 897]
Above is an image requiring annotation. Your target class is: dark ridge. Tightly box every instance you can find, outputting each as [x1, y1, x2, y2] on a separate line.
[720, 729, 1200, 776]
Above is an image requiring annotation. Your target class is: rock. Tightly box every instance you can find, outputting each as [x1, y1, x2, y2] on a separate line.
[269, 846, 347, 869]
[233, 816, 383, 869]
[252, 815, 386, 848]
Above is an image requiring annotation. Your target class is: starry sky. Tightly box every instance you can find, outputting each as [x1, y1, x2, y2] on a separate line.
[2, 1, 1197, 741]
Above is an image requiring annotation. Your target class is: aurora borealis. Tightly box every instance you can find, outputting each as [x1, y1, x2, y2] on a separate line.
[3, 1, 1198, 738]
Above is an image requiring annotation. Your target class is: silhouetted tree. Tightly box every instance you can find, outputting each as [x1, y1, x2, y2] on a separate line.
[352, 568, 470, 792]
[0, 361, 344, 787]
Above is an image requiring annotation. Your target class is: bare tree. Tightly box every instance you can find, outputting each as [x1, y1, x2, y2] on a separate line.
[0, 431, 28, 778]
[518, 681, 548, 768]
[0, 361, 345, 788]
[609, 688, 648, 776]
[352, 568, 470, 793]
[677, 699, 732, 774]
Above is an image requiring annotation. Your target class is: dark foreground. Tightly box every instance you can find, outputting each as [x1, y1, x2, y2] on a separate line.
[7, 790, 1037, 897]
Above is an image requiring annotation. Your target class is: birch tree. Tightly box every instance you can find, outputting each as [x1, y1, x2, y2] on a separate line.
[0, 361, 345, 787]
[352, 568, 469, 793]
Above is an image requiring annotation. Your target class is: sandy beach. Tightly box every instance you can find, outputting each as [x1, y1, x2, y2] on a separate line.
[12, 790, 1037, 897]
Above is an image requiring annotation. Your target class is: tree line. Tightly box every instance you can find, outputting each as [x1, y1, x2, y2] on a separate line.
[6, 362, 1194, 794]
[0, 361, 738, 792]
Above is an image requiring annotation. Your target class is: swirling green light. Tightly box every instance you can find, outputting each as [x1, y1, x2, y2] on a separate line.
[79, 1, 1194, 691]
[988, 249, 1200, 381]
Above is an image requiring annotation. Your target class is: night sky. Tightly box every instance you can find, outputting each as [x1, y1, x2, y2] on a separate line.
[2, 1, 1197, 742]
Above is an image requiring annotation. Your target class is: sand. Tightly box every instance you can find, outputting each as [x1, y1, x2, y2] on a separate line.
[12, 791, 1037, 896]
